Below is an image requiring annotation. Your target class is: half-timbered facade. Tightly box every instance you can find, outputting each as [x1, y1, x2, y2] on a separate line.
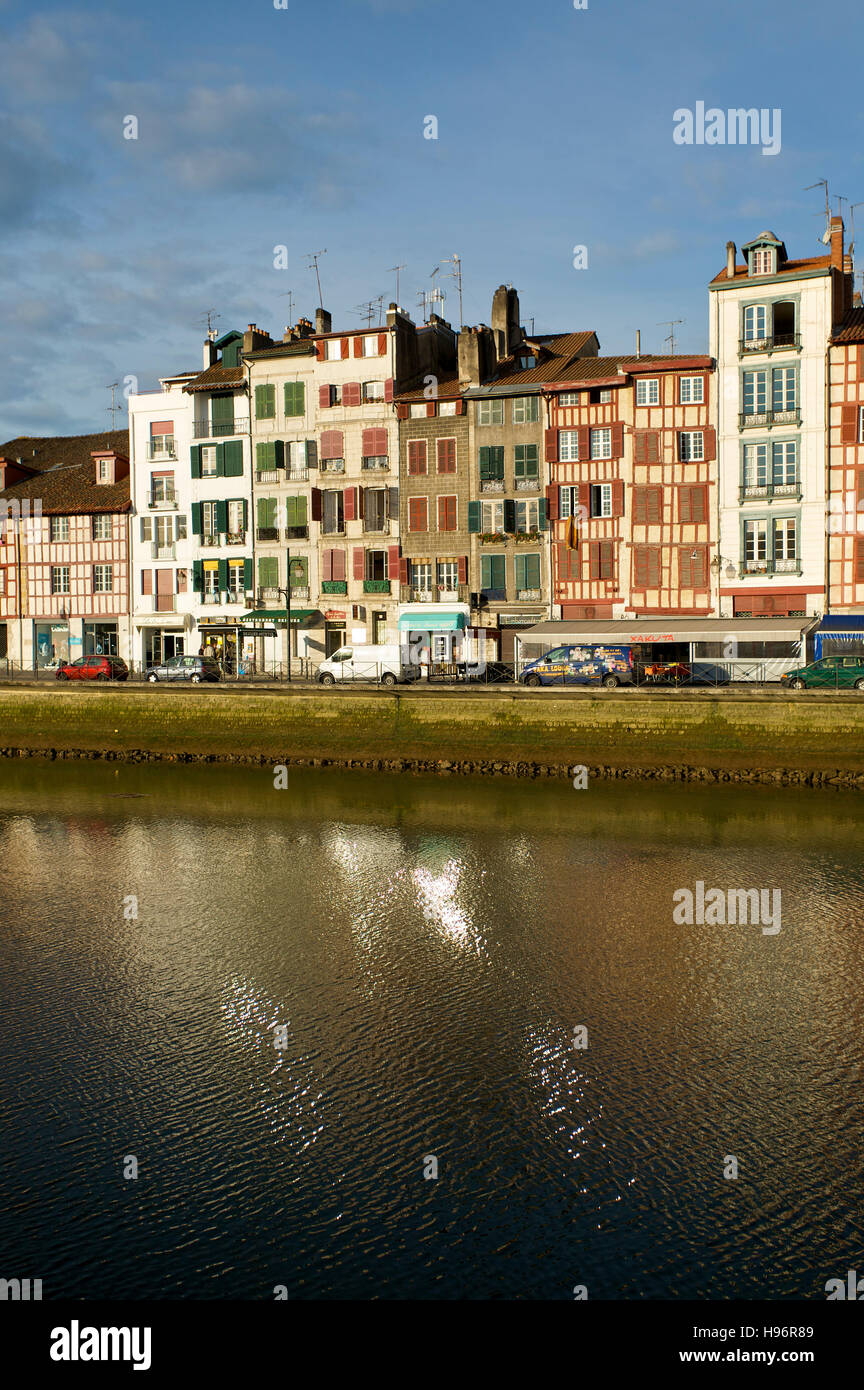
[828, 309, 864, 613]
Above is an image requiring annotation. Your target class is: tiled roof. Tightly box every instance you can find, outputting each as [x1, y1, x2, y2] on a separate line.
[243, 340, 317, 360]
[709, 254, 831, 286]
[0, 429, 128, 475]
[482, 330, 598, 387]
[183, 364, 246, 393]
[831, 308, 864, 344]
[396, 372, 462, 403]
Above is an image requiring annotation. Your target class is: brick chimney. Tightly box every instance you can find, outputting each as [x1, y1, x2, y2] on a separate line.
[315, 308, 332, 335]
[830, 216, 845, 272]
[243, 324, 272, 353]
[726, 241, 737, 278]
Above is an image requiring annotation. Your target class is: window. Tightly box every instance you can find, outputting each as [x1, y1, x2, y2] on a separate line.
[284, 381, 305, 417]
[512, 395, 539, 424]
[480, 553, 506, 594]
[92, 515, 111, 541]
[409, 403, 427, 418]
[514, 444, 539, 480]
[322, 490, 345, 535]
[50, 516, 69, 542]
[325, 339, 345, 360]
[411, 561, 432, 592]
[408, 440, 428, 475]
[363, 490, 387, 532]
[636, 379, 659, 406]
[590, 428, 611, 459]
[679, 376, 704, 404]
[589, 388, 612, 405]
[227, 499, 245, 536]
[744, 519, 768, 564]
[437, 495, 457, 531]
[859, 406, 864, 444]
[632, 486, 662, 523]
[558, 430, 580, 461]
[589, 540, 614, 580]
[515, 552, 541, 594]
[774, 517, 797, 562]
[589, 483, 612, 518]
[363, 334, 380, 357]
[559, 392, 580, 406]
[515, 500, 540, 532]
[0, 571, 5, 595]
[743, 444, 769, 489]
[679, 485, 707, 524]
[478, 399, 504, 426]
[362, 381, 384, 401]
[773, 441, 798, 488]
[742, 370, 768, 416]
[227, 561, 244, 594]
[559, 486, 579, 518]
[255, 384, 276, 420]
[478, 446, 505, 480]
[201, 564, 218, 598]
[361, 428, 388, 468]
[518, 354, 536, 369]
[51, 566, 70, 594]
[481, 500, 504, 532]
[93, 565, 113, 593]
[772, 367, 796, 413]
[437, 560, 458, 590]
[678, 431, 704, 462]
[408, 497, 428, 531]
[633, 546, 660, 587]
[437, 438, 456, 473]
[743, 305, 767, 344]
[97, 458, 111, 482]
[284, 495, 308, 536]
[202, 501, 218, 540]
[258, 556, 279, 590]
[439, 401, 457, 416]
[750, 247, 775, 276]
[201, 445, 219, 476]
[328, 385, 343, 407]
[322, 548, 347, 582]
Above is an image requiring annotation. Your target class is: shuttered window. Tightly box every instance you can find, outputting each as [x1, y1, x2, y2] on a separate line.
[679, 485, 708, 524]
[255, 384, 276, 419]
[437, 495, 457, 531]
[284, 381, 305, 416]
[478, 446, 505, 479]
[633, 546, 661, 587]
[589, 540, 614, 580]
[258, 556, 279, 588]
[633, 486, 662, 523]
[679, 546, 708, 588]
[437, 438, 457, 473]
[408, 497, 428, 531]
[408, 440, 427, 474]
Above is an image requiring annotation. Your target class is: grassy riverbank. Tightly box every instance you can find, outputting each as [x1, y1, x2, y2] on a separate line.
[0, 685, 862, 785]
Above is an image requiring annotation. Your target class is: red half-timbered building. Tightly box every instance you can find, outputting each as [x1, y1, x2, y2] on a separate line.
[828, 311, 864, 612]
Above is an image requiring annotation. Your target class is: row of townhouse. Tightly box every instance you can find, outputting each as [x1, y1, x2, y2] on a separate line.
[3, 217, 864, 670]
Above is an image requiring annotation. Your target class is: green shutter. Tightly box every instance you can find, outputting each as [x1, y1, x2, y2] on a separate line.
[221, 342, 240, 368]
[257, 497, 277, 529]
[191, 502, 203, 536]
[243, 557, 253, 591]
[478, 446, 490, 478]
[273, 440, 285, 470]
[193, 560, 204, 592]
[223, 439, 243, 476]
[284, 495, 308, 526]
[215, 442, 225, 477]
[255, 384, 275, 419]
[525, 553, 541, 588]
[218, 558, 228, 591]
[216, 500, 228, 534]
[492, 554, 506, 590]
[538, 498, 547, 530]
[294, 495, 307, 525]
[211, 394, 234, 427]
[284, 381, 305, 416]
[515, 553, 526, 590]
[191, 445, 202, 479]
[258, 556, 279, 588]
[468, 500, 481, 533]
[503, 499, 516, 533]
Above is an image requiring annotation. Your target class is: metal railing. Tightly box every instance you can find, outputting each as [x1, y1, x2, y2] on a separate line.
[739, 333, 801, 354]
[194, 417, 249, 439]
[147, 489, 177, 509]
[146, 442, 177, 461]
[739, 409, 800, 428]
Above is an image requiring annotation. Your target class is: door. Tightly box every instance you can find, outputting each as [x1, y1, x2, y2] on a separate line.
[372, 611, 386, 645]
[84, 656, 103, 680]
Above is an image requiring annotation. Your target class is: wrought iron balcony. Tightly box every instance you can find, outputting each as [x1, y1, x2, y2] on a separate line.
[257, 587, 280, 604]
[739, 333, 801, 355]
[480, 478, 505, 493]
[194, 417, 249, 439]
[151, 542, 176, 560]
[201, 534, 221, 548]
[739, 483, 802, 502]
[740, 558, 801, 577]
[362, 518, 390, 535]
[255, 470, 281, 483]
[285, 525, 309, 540]
[361, 458, 389, 471]
[739, 409, 800, 429]
[257, 526, 279, 542]
[147, 489, 177, 509]
[363, 578, 391, 593]
[515, 477, 540, 491]
[516, 588, 542, 602]
[321, 459, 345, 473]
[146, 441, 176, 461]
[321, 579, 347, 594]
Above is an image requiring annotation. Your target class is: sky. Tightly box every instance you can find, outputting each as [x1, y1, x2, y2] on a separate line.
[1, 0, 863, 439]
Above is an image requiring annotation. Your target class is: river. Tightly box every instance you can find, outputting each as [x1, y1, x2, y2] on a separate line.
[1, 758, 862, 1300]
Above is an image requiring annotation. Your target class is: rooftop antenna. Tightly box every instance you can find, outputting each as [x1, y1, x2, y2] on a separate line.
[657, 320, 684, 354]
[416, 288, 431, 320]
[106, 381, 122, 429]
[200, 309, 221, 338]
[387, 264, 407, 305]
[805, 180, 831, 243]
[306, 249, 327, 308]
[351, 297, 384, 328]
[277, 289, 295, 324]
[441, 254, 463, 326]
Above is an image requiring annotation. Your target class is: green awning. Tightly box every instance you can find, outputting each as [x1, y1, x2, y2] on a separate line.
[398, 612, 465, 632]
[241, 609, 317, 626]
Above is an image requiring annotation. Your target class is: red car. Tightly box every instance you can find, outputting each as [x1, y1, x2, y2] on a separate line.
[56, 655, 128, 682]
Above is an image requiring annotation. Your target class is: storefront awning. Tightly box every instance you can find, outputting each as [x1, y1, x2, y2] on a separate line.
[398, 612, 466, 631]
[814, 615, 864, 655]
[135, 615, 188, 628]
[518, 617, 816, 645]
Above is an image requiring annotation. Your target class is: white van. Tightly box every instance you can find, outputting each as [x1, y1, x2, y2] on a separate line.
[317, 643, 420, 687]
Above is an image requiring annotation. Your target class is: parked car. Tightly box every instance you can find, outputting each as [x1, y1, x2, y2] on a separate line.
[146, 655, 222, 684]
[781, 655, 864, 691]
[317, 644, 420, 687]
[56, 655, 128, 682]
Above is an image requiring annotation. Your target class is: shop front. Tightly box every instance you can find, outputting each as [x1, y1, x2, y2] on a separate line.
[83, 622, 118, 657]
[34, 621, 70, 667]
[813, 615, 864, 660]
[398, 604, 470, 673]
[238, 609, 321, 674]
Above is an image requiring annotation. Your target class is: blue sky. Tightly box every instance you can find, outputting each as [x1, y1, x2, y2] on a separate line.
[1, 0, 862, 438]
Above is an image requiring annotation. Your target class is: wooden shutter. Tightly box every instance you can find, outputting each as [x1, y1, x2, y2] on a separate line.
[857, 347, 864, 380]
[458, 555, 468, 584]
[141, 569, 152, 595]
[855, 536, 864, 581]
[408, 440, 427, 474]
[503, 498, 516, 533]
[680, 546, 708, 589]
[214, 500, 227, 534]
[191, 445, 202, 479]
[611, 480, 625, 517]
[343, 382, 362, 407]
[192, 560, 203, 592]
[340, 337, 350, 359]
[378, 333, 388, 355]
[679, 484, 707, 524]
[856, 467, 864, 514]
[633, 487, 662, 524]
[217, 558, 228, 591]
[333, 548, 347, 581]
[841, 403, 859, 444]
[437, 438, 456, 473]
[577, 425, 591, 459]
[224, 440, 243, 476]
[437, 495, 456, 531]
[315, 340, 325, 361]
[352, 547, 365, 580]
[538, 499, 547, 530]
[387, 544, 400, 577]
[243, 557, 253, 591]
[318, 384, 331, 409]
[545, 428, 558, 463]
[396, 402, 409, 419]
[311, 488, 322, 521]
[454, 399, 465, 415]
[362, 427, 387, 457]
[352, 336, 363, 358]
[702, 427, 716, 462]
[388, 486, 399, 519]
[320, 430, 343, 460]
[577, 482, 591, 517]
[408, 497, 427, 531]
[611, 422, 624, 457]
[191, 502, 202, 535]
[633, 545, 660, 588]
[634, 431, 660, 465]
[398, 556, 410, 584]
[545, 484, 559, 521]
[384, 379, 394, 402]
[467, 500, 481, 533]
[321, 548, 333, 581]
[343, 487, 357, 521]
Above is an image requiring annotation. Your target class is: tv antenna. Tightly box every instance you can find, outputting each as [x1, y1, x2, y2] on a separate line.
[657, 319, 684, 354]
[441, 254, 463, 326]
[387, 264, 407, 304]
[277, 289, 295, 324]
[351, 297, 385, 328]
[805, 180, 831, 242]
[306, 250, 327, 307]
[200, 309, 221, 338]
[106, 381, 123, 429]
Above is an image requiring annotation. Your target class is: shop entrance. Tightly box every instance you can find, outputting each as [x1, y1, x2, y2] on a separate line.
[84, 623, 118, 656]
[325, 622, 346, 656]
[144, 630, 185, 667]
[35, 622, 69, 667]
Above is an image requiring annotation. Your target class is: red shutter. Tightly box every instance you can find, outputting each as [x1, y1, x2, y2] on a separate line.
[611, 422, 624, 457]
[454, 399, 465, 414]
[545, 428, 558, 463]
[399, 557, 410, 584]
[352, 336, 363, 357]
[387, 544, 400, 577]
[841, 404, 859, 444]
[437, 438, 456, 473]
[318, 384, 331, 409]
[577, 482, 591, 516]
[340, 337, 350, 359]
[141, 569, 152, 595]
[438, 495, 456, 530]
[333, 548, 346, 581]
[856, 537, 864, 582]
[611, 479, 624, 516]
[702, 426, 716, 462]
[396, 403, 409, 419]
[589, 542, 601, 580]
[634, 432, 647, 465]
[343, 487, 356, 521]
[408, 440, 427, 474]
[352, 547, 365, 580]
[311, 488, 322, 521]
[378, 332, 388, 356]
[357, 486, 365, 520]
[322, 549, 333, 581]
[343, 382, 362, 407]
[384, 378, 394, 402]
[458, 555, 468, 584]
[545, 483, 559, 521]
[320, 430, 343, 460]
[647, 431, 660, 463]
[408, 497, 427, 531]
[315, 340, 325, 361]
[577, 425, 591, 459]
[858, 347, 864, 380]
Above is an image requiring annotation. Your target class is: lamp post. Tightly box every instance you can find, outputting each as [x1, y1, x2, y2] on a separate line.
[277, 572, 292, 682]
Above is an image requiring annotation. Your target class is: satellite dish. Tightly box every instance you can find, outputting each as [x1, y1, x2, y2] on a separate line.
[821, 228, 832, 244]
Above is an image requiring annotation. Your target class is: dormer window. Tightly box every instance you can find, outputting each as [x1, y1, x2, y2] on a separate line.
[96, 457, 114, 484]
[519, 354, 536, 368]
[749, 247, 775, 276]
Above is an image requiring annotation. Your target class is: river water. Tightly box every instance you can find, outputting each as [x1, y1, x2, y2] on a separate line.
[0, 758, 862, 1300]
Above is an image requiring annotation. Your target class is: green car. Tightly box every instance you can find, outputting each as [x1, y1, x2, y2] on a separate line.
[781, 655, 864, 690]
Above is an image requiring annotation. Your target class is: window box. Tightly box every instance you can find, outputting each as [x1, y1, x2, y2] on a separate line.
[321, 579, 347, 594]
[516, 589, 542, 602]
[285, 525, 309, 540]
[514, 530, 542, 543]
[363, 578, 391, 593]
[226, 531, 246, 546]
[257, 526, 279, 541]
[480, 532, 507, 543]
[480, 479, 505, 493]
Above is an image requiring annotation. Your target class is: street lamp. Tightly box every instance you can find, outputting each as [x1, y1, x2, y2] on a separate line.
[276, 576, 292, 682]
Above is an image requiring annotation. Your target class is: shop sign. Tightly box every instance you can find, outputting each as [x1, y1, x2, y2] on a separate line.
[324, 610, 346, 621]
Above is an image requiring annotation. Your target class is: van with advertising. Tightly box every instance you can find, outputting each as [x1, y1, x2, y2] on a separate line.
[520, 644, 634, 688]
[317, 643, 420, 687]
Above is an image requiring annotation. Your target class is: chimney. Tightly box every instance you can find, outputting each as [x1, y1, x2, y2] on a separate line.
[830, 216, 845, 272]
[726, 241, 737, 278]
[315, 308, 332, 335]
[491, 285, 522, 361]
[203, 337, 218, 368]
[635, 329, 641, 359]
[243, 324, 272, 353]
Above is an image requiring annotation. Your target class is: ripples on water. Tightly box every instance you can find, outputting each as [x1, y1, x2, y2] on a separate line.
[0, 760, 863, 1299]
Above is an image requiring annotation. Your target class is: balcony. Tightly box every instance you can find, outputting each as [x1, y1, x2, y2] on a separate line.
[739, 483, 802, 503]
[255, 470, 281, 483]
[257, 587, 280, 604]
[361, 458, 389, 471]
[194, 417, 249, 439]
[739, 333, 801, 356]
[257, 526, 279, 542]
[321, 580, 347, 594]
[321, 459, 345, 473]
[284, 468, 308, 483]
[480, 479, 505, 493]
[290, 586, 310, 602]
[739, 409, 801, 429]
[740, 558, 801, 578]
[363, 578, 391, 593]
[408, 584, 469, 604]
[411, 589, 434, 602]
[516, 588, 542, 602]
[285, 525, 309, 541]
[223, 591, 246, 605]
[147, 441, 176, 461]
[321, 523, 345, 536]
[515, 477, 540, 491]
[226, 531, 246, 546]
[154, 594, 176, 613]
[363, 519, 390, 535]
[148, 488, 177, 509]
[151, 542, 176, 560]
[201, 534, 221, 548]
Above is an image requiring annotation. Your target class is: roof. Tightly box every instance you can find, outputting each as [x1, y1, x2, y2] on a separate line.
[817, 615, 864, 630]
[831, 308, 864, 344]
[183, 364, 246, 393]
[520, 617, 817, 643]
[396, 372, 462, 403]
[709, 254, 831, 287]
[741, 230, 785, 253]
[0, 433, 131, 514]
[243, 340, 317, 361]
[0, 429, 128, 475]
[478, 330, 598, 388]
